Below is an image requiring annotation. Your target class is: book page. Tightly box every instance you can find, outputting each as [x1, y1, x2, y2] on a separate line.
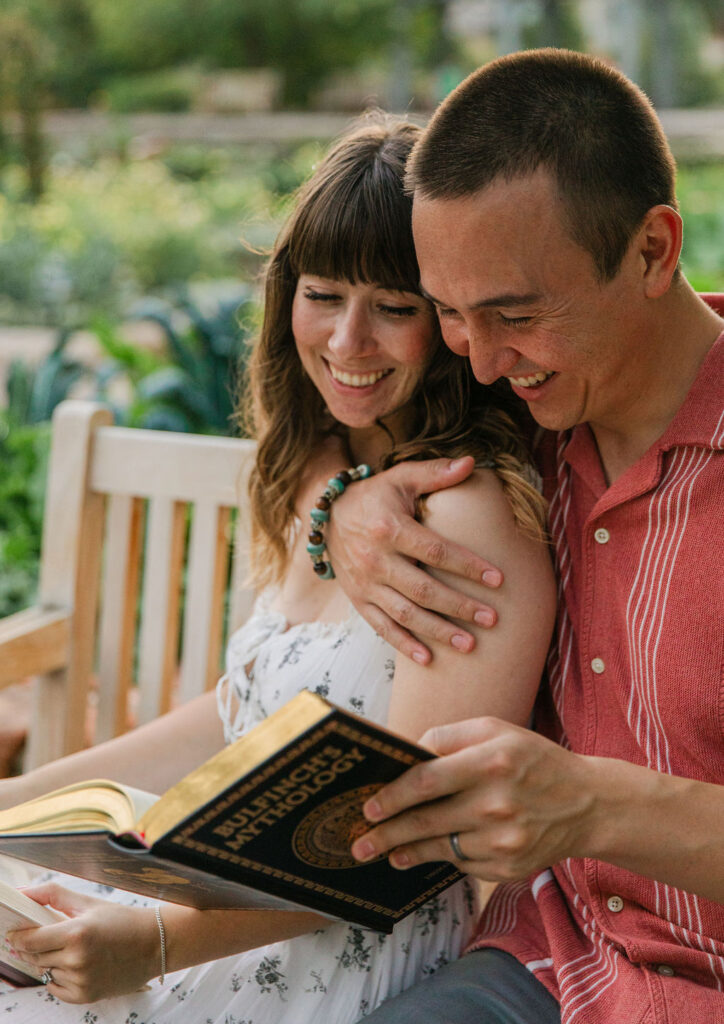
[0, 781, 158, 837]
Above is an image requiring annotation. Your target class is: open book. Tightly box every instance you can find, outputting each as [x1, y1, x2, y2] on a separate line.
[0, 691, 461, 933]
[0, 880, 63, 986]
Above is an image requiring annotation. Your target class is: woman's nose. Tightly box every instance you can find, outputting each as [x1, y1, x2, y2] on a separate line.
[328, 301, 375, 358]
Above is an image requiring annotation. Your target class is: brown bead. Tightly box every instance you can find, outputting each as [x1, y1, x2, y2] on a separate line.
[335, 470, 352, 486]
[315, 496, 331, 510]
[308, 530, 323, 545]
[313, 561, 328, 575]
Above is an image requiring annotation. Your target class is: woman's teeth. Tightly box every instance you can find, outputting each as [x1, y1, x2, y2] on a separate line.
[329, 366, 391, 387]
[508, 370, 555, 388]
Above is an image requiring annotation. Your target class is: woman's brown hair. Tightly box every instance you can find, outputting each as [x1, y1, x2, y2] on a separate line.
[242, 112, 546, 588]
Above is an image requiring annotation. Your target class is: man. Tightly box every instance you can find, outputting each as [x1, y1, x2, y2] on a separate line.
[325, 49, 724, 1022]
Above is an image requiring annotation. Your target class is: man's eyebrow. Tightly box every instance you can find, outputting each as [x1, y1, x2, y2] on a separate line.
[471, 292, 542, 310]
[419, 287, 542, 310]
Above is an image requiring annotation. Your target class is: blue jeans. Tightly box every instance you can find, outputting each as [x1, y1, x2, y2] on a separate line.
[365, 949, 560, 1024]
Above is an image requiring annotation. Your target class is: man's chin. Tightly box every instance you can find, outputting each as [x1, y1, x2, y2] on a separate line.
[526, 405, 579, 433]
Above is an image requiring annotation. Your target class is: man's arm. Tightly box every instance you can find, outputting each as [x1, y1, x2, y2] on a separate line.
[351, 717, 724, 905]
[327, 457, 506, 664]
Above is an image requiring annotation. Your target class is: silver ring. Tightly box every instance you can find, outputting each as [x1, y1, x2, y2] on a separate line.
[449, 831, 466, 861]
[40, 968, 55, 986]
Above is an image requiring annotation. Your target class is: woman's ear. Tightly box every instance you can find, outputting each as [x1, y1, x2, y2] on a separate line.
[637, 204, 683, 298]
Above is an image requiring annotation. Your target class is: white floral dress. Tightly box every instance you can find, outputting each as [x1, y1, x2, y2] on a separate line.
[0, 591, 479, 1023]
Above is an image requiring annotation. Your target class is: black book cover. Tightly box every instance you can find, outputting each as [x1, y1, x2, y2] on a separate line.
[0, 704, 463, 932]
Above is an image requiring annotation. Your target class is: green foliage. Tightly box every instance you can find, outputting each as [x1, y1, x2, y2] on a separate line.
[88, 0, 398, 107]
[0, 10, 50, 198]
[0, 414, 50, 617]
[0, 150, 290, 325]
[523, 0, 584, 51]
[636, 0, 722, 107]
[0, 0, 455, 111]
[0, 291, 253, 614]
[89, 0, 208, 76]
[102, 66, 201, 113]
[678, 162, 724, 291]
[90, 292, 256, 434]
[5, 332, 91, 427]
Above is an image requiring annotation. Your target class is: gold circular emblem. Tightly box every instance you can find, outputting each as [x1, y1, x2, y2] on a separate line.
[292, 784, 383, 869]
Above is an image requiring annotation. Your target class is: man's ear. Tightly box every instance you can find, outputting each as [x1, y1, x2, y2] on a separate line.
[637, 205, 682, 298]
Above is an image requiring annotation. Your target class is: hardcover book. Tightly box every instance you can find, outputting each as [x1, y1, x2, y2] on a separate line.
[0, 691, 462, 933]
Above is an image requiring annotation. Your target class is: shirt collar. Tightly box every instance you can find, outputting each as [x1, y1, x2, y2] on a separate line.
[654, 328, 724, 452]
[558, 301, 724, 500]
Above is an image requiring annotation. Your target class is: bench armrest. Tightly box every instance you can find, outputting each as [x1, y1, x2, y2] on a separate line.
[0, 608, 70, 688]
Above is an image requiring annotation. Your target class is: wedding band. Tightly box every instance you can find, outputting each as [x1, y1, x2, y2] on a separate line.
[40, 968, 55, 986]
[449, 831, 466, 861]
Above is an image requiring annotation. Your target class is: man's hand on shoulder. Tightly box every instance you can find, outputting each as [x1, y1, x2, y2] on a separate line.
[325, 456, 505, 664]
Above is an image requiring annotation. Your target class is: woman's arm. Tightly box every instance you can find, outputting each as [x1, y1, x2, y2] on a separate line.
[8, 883, 327, 1004]
[385, 469, 555, 742]
[0, 689, 227, 811]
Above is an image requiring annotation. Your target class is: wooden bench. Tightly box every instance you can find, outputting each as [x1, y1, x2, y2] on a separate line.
[0, 400, 257, 769]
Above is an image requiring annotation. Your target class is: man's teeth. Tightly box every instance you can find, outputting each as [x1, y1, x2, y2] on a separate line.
[508, 370, 555, 388]
[329, 366, 391, 387]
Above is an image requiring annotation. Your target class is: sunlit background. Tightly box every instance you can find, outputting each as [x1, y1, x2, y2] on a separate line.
[0, 0, 722, 617]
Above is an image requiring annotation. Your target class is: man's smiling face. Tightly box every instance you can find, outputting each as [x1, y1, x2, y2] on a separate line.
[412, 167, 648, 436]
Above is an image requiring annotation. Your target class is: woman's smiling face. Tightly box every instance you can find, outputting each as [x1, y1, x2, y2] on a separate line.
[292, 275, 438, 446]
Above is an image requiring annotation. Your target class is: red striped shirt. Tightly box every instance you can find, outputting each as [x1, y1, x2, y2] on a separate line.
[469, 309, 724, 1023]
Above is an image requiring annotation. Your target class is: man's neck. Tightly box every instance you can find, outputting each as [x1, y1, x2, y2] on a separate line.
[593, 287, 723, 486]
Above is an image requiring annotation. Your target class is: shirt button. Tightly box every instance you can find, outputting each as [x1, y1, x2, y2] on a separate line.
[591, 657, 605, 674]
[607, 895, 624, 913]
[594, 527, 610, 544]
[656, 964, 675, 977]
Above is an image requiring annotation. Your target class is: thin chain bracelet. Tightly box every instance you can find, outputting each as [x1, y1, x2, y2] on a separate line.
[155, 906, 167, 984]
[307, 464, 373, 579]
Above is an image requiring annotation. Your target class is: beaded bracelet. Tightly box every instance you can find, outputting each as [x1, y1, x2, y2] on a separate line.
[307, 464, 373, 579]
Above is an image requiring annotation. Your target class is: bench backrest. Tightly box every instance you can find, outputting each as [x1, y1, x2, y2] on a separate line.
[25, 400, 256, 767]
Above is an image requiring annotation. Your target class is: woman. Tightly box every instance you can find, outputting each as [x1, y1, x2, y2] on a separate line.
[0, 113, 555, 1022]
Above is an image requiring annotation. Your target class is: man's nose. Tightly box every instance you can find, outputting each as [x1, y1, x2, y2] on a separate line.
[459, 323, 520, 385]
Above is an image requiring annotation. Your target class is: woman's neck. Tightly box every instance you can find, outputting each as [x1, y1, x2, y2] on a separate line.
[348, 407, 413, 467]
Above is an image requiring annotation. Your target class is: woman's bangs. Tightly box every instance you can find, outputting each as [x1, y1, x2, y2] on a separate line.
[289, 177, 420, 293]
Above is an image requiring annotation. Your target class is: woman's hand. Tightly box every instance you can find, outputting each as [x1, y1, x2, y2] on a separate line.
[7, 884, 160, 1003]
[326, 456, 505, 664]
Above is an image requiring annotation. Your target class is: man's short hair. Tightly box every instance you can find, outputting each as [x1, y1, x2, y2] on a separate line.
[406, 48, 678, 281]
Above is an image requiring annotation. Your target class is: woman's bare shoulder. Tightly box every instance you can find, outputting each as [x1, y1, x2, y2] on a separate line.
[422, 467, 527, 552]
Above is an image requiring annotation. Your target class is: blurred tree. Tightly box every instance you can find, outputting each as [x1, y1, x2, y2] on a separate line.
[640, 0, 722, 106]
[0, 0, 103, 109]
[200, 0, 396, 107]
[388, 0, 454, 109]
[0, 11, 49, 198]
[523, 0, 584, 51]
[88, 0, 203, 75]
[42, 0, 102, 106]
[78, 0, 442, 109]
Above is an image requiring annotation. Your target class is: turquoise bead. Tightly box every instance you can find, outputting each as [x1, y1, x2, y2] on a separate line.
[310, 508, 329, 523]
[327, 477, 345, 494]
[306, 542, 326, 556]
[319, 563, 335, 580]
[357, 463, 372, 478]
